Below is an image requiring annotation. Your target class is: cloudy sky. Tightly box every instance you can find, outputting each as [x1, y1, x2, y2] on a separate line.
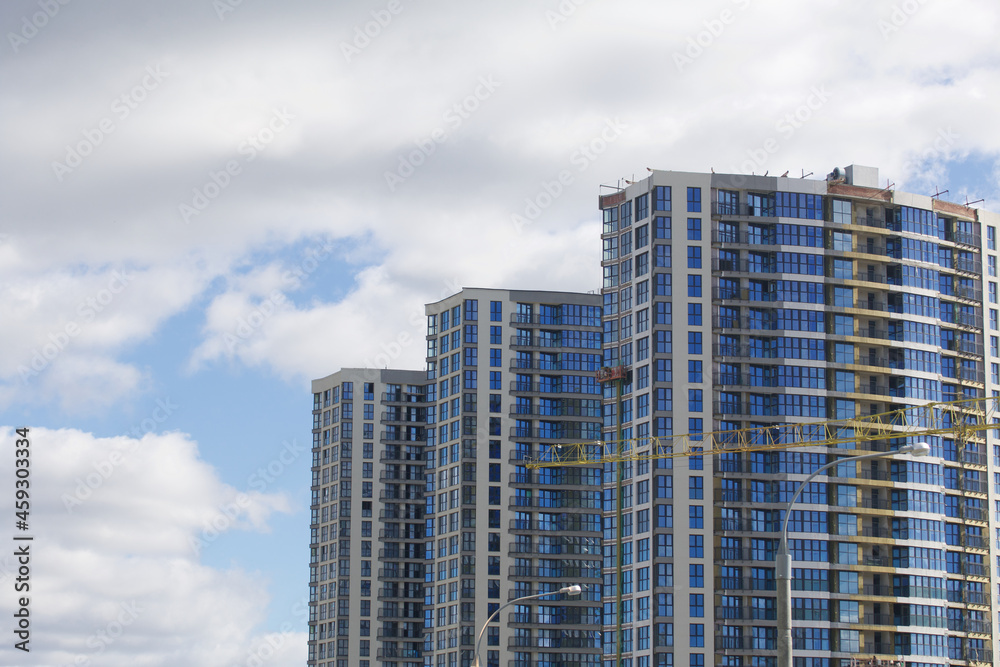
[2, 0, 1000, 664]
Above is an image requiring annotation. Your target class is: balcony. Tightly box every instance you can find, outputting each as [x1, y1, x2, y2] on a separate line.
[955, 256, 982, 274]
[508, 611, 601, 626]
[508, 494, 601, 510]
[963, 562, 989, 577]
[509, 359, 602, 373]
[378, 490, 423, 502]
[378, 548, 423, 560]
[509, 335, 601, 350]
[507, 635, 600, 649]
[963, 534, 988, 550]
[507, 313, 601, 328]
[509, 381, 600, 396]
[962, 505, 988, 521]
[377, 589, 423, 601]
[381, 391, 428, 405]
[509, 426, 602, 440]
[380, 451, 424, 463]
[380, 430, 426, 444]
[377, 629, 422, 640]
[712, 202, 777, 218]
[378, 567, 424, 580]
[379, 508, 424, 520]
[507, 541, 601, 557]
[956, 311, 985, 330]
[715, 605, 776, 621]
[861, 555, 891, 567]
[377, 647, 423, 659]
[714, 576, 776, 591]
[715, 636, 745, 650]
[863, 584, 900, 597]
[508, 406, 602, 419]
[508, 518, 600, 533]
[508, 564, 601, 579]
[376, 610, 422, 621]
[855, 213, 887, 229]
[379, 472, 423, 483]
[378, 528, 425, 541]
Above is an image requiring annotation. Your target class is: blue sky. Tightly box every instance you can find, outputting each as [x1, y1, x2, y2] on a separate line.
[3, 0, 1000, 665]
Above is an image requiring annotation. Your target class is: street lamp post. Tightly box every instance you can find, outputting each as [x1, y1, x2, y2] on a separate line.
[471, 584, 583, 667]
[776, 442, 930, 667]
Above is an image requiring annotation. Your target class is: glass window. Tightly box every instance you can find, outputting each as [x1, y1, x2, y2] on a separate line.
[634, 193, 650, 221]
[636, 224, 649, 248]
[831, 258, 852, 279]
[832, 286, 852, 307]
[688, 389, 702, 412]
[654, 217, 671, 239]
[620, 200, 632, 228]
[687, 303, 702, 326]
[830, 230, 851, 251]
[834, 343, 853, 363]
[832, 199, 851, 224]
[687, 274, 701, 297]
[654, 186, 671, 212]
[688, 331, 702, 354]
[718, 190, 738, 215]
[687, 246, 701, 268]
[838, 600, 859, 622]
[687, 187, 701, 212]
[687, 218, 701, 240]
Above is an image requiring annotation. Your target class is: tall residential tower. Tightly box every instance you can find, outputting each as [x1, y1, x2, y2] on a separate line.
[598, 166, 997, 667]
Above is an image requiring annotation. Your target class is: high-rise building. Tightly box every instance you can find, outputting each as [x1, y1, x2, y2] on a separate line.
[310, 367, 428, 666]
[309, 165, 999, 667]
[309, 289, 606, 667]
[598, 166, 997, 667]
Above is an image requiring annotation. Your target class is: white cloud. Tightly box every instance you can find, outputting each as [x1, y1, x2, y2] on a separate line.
[0, 427, 300, 667]
[0, 261, 214, 413]
[3, 1, 1000, 397]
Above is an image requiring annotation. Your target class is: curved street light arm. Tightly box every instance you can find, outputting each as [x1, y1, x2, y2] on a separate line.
[777, 443, 926, 667]
[472, 585, 582, 667]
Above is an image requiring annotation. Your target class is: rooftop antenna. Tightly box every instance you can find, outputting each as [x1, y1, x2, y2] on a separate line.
[932, 187, 949, 199]
[965, 197, 985, 207]
[780, 170, 789, 178]
[599, 183, 623, 191]
[800, 170, 813, 179]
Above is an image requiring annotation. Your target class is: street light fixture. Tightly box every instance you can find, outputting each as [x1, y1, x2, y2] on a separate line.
[471, 584, 583, 667]
[776, 442, 930, 667]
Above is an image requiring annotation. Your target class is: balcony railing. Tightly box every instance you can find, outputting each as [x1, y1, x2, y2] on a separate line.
[508, 611, 601, 626]
[508, 565, 601, 579]
[715, 605, 776, 621]
[714, 576, 776, 591]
